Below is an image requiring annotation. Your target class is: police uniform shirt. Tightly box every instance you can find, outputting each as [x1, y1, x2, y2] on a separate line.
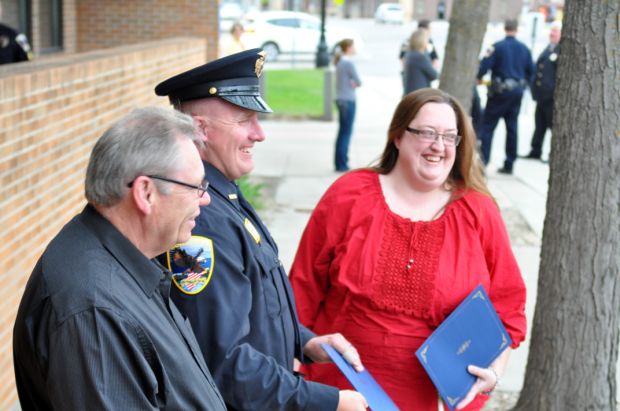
[169, 162, 339, 411]
[531, 43, 559, 102]
[477, 36, 534, 87]
[0, 23, 29, 64]
[13, 205, 226, 410]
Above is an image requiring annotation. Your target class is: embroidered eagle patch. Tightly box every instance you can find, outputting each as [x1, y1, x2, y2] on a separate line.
[166, 236, 215, 295]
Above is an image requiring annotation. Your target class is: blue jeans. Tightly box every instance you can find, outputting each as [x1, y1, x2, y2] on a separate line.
[335, 99, 356, 171]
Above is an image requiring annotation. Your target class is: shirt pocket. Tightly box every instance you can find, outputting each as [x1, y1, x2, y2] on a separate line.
[256, 253, 284, 318]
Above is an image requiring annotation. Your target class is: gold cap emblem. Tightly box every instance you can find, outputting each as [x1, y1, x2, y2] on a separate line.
[209, 87, 217, 95]
[255, 51, 266, 78]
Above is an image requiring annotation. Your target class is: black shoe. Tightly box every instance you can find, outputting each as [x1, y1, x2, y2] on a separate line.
[520, 152, 541, 160]
[497, 167, 513, 175]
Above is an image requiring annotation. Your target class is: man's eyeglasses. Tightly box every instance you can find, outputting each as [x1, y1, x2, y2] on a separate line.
[127, 175, 209, 198]
[406, 127, 462, 147]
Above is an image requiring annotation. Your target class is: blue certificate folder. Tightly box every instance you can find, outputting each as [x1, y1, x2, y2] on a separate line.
[321, 343, 400, 411]
[415, 285, 512, 410]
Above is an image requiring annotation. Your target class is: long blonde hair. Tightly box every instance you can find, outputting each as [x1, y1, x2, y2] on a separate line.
[372, 88, 491, 198]
[333, 38, 354, 65]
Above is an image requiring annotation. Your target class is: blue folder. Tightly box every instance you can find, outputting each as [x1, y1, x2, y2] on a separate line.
[415, 285, 511, 410]
[321, 343, 400, 411]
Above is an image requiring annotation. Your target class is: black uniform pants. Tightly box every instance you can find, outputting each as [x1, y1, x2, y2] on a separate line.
[529, 99, 554, 158]
[478, 91, 524, 170]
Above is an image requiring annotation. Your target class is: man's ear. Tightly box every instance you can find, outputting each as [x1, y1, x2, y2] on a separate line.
[193, 115, 209, 145]
[130, 176, 156, 215]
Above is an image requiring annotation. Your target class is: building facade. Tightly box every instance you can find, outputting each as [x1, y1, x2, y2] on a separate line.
[1, 1, 219, 409]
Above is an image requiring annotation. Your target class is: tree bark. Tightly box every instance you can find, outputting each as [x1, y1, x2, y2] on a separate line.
[438, 0, 489, 112]
[514, 1, 620, 409]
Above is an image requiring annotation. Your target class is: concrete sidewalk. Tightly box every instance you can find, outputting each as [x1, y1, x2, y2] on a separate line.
[252, 73, 550, 402]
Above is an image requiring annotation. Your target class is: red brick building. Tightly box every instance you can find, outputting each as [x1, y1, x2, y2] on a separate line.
[1, 1, 219, 409]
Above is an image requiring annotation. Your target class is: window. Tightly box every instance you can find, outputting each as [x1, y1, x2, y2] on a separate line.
[38, 0, 63, 53]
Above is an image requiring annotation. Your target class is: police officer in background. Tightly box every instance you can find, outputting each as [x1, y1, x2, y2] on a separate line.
[0, 3, 31, 64]
[155, 49, 368, 411]
[522, 21, 562, 161]
[477, 19, 534, 174]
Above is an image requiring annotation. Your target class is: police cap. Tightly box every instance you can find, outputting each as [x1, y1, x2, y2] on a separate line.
[155, 48, 272, 113]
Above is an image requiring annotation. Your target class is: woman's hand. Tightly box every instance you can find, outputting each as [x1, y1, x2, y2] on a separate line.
[455, 365, 499, 409]
[303, 333, 364, 372]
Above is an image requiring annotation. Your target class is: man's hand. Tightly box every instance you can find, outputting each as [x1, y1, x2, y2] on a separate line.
[337, 390, 368, 411]
[303, 333, 364, 372]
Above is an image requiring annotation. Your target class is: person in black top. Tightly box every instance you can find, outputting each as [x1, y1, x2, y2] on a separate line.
[477, 19, 535, 174]
[0, 3, 30, 64]
[13, 107, 226, 410]
[522, 22, 561, 161]
[155, 49, 368, 411]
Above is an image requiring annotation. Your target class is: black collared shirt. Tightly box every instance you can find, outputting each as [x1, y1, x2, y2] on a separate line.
[13, 205, 226, 410]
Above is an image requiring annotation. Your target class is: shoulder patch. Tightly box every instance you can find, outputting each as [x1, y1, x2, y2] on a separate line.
[166, 236, 215, 295]
[484, 45, 495, 57]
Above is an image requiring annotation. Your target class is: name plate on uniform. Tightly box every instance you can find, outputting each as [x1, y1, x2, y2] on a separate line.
[415, 285, 511, 410]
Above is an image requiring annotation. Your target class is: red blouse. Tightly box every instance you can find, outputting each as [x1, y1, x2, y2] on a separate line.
[289, 170, 527, 411]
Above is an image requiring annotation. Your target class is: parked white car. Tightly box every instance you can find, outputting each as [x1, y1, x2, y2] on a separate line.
[374, 3, 404, 24]
[241, 11, 363, 61]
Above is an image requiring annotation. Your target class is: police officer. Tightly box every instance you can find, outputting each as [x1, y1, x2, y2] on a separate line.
[155, 49, 368, 411]
[0, 3, 30, 65]
[522, 22, 561, 161]
[477, 19, 534, 174]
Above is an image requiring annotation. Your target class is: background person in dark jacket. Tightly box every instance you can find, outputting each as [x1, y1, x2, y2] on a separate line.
[0, 3, 30, 64]
[403, 29, 438, 95]
[476, 19, 534, 174]
[522, 22, 561, 161]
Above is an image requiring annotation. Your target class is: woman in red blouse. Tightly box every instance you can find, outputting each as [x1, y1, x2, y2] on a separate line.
[289, 88, 527, 411]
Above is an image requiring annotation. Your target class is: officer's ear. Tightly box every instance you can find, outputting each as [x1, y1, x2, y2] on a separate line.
[192, 114, 210, 145]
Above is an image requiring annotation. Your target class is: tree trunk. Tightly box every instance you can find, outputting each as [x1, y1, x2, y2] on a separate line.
[514, 1, 620, 410]
[438, 0, 489, 112]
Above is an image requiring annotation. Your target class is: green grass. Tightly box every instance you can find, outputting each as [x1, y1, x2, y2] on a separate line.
[264, 68, 325, 118]
[237, 175, 267, 210]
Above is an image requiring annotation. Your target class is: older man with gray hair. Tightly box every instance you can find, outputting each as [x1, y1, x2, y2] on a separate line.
[13, 107, 226, 410]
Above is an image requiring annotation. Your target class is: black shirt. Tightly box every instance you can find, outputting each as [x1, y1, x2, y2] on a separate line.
[0, 23, 29, 64]
[13, 205, 226, 410]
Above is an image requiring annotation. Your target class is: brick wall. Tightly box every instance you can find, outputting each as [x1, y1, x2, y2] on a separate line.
[0, 36, 206, 409]
[75, 0, 219, 61]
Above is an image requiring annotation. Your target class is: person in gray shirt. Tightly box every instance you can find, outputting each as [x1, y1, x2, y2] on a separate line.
[403, 29, 438, 95]
[13, 107, 226, 410]
[334, 38, 362, 172]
